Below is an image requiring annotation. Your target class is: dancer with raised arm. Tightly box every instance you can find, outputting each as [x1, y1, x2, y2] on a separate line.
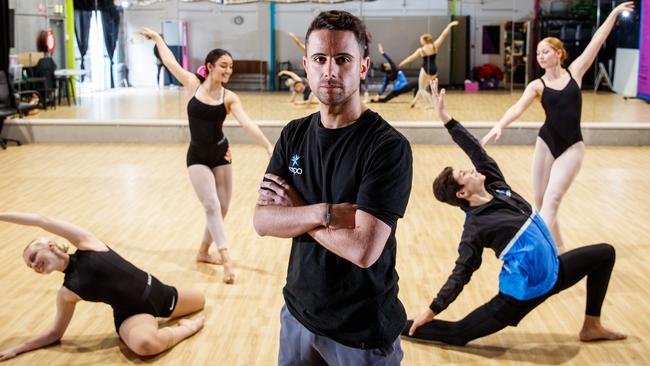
[398, 20, 459, 108]
[401, 80, 625, 347]
[142, 28, 275, 283]
[480, 2, 634, 253]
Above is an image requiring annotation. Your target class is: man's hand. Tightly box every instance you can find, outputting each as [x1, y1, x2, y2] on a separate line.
[408, 308, 436, 336]
[257, 173, 306, 207]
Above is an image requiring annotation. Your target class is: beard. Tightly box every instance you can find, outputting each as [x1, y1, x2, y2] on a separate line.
[313, 82, 359, 106]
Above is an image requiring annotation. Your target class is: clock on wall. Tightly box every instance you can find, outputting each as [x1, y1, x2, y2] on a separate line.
[37, 29, 56, 55]
[234, 16, 244, 25]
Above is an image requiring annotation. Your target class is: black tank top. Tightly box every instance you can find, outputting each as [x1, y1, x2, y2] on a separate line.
[187, 86, 227, 145]
[540, 69, 582, 143]
[63, 249, 150, 310]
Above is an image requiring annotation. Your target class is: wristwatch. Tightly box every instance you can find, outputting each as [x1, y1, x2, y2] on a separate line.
[325, 204, 332, 227]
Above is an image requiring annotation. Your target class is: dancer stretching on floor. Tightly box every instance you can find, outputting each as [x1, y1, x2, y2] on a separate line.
[402, 80, 625, 346]
[0, 212, 205, 361]
[369, 43, 416, 104]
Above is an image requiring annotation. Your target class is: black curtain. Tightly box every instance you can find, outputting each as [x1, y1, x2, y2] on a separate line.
[74, 10, 91, 72]
[0, 0, 10, 75]
[73, 0, 112, 75]
[101, 5, 120, 88]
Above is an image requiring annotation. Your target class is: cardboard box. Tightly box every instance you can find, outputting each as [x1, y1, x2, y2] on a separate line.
[15, 52, 45, 67]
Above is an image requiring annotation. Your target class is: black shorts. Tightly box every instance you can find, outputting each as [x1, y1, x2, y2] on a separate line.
[113, 274, 179, 333]
[186, 137, 232, 169]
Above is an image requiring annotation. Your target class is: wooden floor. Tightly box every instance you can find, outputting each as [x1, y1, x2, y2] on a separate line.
[1, 143, 649, 365]
[27, 87, 650, 123]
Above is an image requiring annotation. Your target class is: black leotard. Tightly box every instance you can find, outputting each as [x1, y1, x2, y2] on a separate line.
[63, 248, 178, 332]
[300, 78, 312, 101]
[186, 87, 231, 168]
[538, 69, 583, 158]
[422, 53, 438, 75]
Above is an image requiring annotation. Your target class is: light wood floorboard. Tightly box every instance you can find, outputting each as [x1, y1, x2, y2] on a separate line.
[0, 144, 648, 365]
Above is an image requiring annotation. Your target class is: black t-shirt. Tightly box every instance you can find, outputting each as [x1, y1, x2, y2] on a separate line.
[265, 109, 413, 349]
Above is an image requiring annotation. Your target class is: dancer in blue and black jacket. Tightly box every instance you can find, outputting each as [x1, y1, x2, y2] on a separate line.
[402, 79, 626, 346]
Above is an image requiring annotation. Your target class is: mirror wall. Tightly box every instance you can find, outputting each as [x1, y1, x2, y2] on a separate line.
[9, 0, 641, 124]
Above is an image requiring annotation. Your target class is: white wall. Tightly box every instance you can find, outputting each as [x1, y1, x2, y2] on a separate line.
[456, 0, 535, 74]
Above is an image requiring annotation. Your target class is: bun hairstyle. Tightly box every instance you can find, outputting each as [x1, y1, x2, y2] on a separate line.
[541, 37, 568, 64]
[420, 33, 434, 44]
[195, 48, 233, 82]
[25, 236, 69, 254]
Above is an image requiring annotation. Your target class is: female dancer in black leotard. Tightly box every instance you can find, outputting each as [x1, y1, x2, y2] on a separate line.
[480, 2, 634, 253]
[398, 20, 458, 108]
[0, 212, 206, 361]
[142, 28, 274, 283]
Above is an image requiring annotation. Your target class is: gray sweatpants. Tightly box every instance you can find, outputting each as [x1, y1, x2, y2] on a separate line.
[278, 305, 403, 366]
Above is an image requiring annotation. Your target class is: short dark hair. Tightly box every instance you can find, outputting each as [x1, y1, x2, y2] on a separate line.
[433, 166, 467, 208]
[305, 10, 370, 58]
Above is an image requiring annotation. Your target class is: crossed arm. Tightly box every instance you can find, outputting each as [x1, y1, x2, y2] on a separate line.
[253, 174, 391, 269]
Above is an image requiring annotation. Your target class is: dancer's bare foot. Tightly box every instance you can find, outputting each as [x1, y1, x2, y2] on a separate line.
[223, 261, 236, 284]
[179, 315, 205, 335]
[196, 252, 223, 265]
[580, 326, 626, 342]
[579, 316, 626, 342]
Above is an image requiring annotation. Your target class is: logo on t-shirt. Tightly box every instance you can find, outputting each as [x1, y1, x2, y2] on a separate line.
[289, 154, 303, 175]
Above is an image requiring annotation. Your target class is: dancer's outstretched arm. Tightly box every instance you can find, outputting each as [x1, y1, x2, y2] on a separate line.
[398, 48, 421, 69]
[430, 80, 506, 184]
[433, 20, 459, 50]
[0, 287, 79, 361]
[569, 2, 634, 81]
[141, 28, 200, 89]
[0, 212, 103, 249]
[278, 70, 302, 82]
[228, 93, 274, 156]
[287, 31, 306, 52]
[480, 80, 540, 146]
